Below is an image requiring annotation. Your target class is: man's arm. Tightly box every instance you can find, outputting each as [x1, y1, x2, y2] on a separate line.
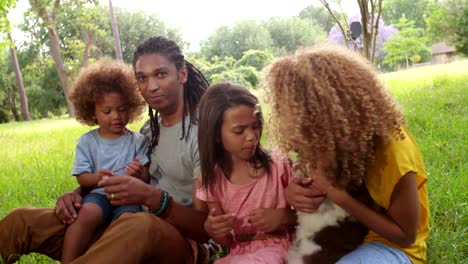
[145, 185, 210, 243]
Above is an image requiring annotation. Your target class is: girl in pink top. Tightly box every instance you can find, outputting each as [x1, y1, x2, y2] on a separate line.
[194, 82, 296, 263]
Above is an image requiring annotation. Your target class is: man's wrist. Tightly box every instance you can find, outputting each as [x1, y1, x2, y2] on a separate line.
[145, 186, 161, 211]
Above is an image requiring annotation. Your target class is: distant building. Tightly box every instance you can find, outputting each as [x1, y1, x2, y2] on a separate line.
[431, 42, 457, 64]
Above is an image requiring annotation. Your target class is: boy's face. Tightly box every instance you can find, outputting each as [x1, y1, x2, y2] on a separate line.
[94, 92, 129, 139]
[134, 53, 187, 116]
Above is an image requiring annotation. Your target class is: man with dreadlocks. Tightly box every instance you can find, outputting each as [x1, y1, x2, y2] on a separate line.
[0, 36, 211, 263]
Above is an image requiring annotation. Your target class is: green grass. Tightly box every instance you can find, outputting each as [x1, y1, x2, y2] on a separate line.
[1, 61, 467, 263]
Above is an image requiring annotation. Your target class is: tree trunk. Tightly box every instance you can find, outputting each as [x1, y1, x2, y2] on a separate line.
[405, 54, 409, 69]
[47, 25, 74, 116]
[80, 31, 93, 69]
[9, 96, 20, 121]
[30, 0, 74, 116]
[109, 0, 123, 61]
[8, 34, 31, 121]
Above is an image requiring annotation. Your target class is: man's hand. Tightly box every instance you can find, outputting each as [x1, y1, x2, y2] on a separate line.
[55, 190, 82, 224]
[99, 175, 151, 206]
[285, 177, 327, 213]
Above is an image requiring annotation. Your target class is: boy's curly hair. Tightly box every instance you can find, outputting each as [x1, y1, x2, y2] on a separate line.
[263, 46, 406, 189]
[69, 58, 145, 126]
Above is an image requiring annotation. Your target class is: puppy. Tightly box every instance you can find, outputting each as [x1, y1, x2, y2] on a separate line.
[287, 161, 372, 264]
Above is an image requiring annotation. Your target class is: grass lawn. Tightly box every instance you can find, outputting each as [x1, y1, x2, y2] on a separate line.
[0, 60, 467, 263]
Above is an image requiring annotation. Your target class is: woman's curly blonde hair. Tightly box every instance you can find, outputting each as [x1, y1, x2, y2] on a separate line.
[263, 46, 406, 189]
[69, 58, 145, 126]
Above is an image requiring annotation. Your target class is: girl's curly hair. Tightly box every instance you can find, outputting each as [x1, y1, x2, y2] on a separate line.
[69, 58, 145, 126]
[263, 45, 406, 189]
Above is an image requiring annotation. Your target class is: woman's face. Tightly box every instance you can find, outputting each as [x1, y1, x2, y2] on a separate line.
[134, 53, 187, 116]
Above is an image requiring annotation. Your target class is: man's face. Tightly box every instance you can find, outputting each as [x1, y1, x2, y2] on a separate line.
[134, 53, 187, 115]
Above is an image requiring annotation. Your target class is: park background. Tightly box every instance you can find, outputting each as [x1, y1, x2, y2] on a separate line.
[0, 0, 466, 263]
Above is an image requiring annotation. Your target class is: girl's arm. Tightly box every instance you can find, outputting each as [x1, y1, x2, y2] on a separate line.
[324, 172, 420, 247]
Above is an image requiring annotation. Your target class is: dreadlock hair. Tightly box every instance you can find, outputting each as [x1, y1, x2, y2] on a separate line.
[133, 36, 209, 156]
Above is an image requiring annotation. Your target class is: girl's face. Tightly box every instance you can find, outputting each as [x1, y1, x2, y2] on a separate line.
[134, 53, 187, 116]
[220, 105, 260, 163]
[94, 92, 129, 139]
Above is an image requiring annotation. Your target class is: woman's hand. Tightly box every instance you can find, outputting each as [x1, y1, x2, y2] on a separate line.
[285, 177, 326, 213]
[204, 207, 235, 246]
[99, 175, 152, 206]
[55, 189, 82, 224]
[248, 208, 286, 233]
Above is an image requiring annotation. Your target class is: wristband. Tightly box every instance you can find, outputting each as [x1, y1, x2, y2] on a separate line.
[151, 191, 169, 216]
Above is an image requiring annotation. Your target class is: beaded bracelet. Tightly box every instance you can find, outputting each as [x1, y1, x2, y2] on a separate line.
[151, 191, 172, 216]
[160, 195, 174, 219]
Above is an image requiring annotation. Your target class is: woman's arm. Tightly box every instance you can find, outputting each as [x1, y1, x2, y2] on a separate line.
[324, 172, 420, 247]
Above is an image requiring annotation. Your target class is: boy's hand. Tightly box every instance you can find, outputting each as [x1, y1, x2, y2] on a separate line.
[96, 169, 113, 185]
[126, 156, 144, 178]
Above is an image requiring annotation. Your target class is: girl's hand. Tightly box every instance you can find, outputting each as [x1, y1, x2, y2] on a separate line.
[204, 207, 235, 245]
[248, 208, 285, 233]
[285, 177, 327, 213]
[126, 156, 144, 178]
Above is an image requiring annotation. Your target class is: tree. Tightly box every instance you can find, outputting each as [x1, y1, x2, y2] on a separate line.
[382, 0, 430, 29]
[299, 5, 337, 33]
[28, 0, 99, 115]
[328, 14, 398, 64]
[320, 0, 384, 64]
[200, 19, 273, 60]
[108, 0, 122, 61]
[455, 8, 468, 55]
[1, 0, 31, 121]
[264, 16, 326, 53]
[382, 18, 430, 69]
[426, 1, 467, 55]
[235, 50, 274, 71]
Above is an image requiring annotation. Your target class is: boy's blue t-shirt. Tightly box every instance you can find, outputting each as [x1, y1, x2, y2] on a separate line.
[71, 128, 149, 195]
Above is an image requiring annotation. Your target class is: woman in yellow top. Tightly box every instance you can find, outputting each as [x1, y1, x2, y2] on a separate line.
[264, 45, 429, 263]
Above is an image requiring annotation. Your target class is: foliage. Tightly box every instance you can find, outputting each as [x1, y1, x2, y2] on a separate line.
[235, 49, 274, 71]
[425, 3, 458, 44]
[200, 20, 273, 60]
[382, 18, 431, 69]
[201, 16, 326, 61]
[455, 8, 468, 55]
[0, 51, 16, 122]
[299, 5, 337, 33]
[264, 16, 326, 53]
[426, 0, 467, 55]
[382, 0, 430, 29]
[112, 7, 185, 63]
